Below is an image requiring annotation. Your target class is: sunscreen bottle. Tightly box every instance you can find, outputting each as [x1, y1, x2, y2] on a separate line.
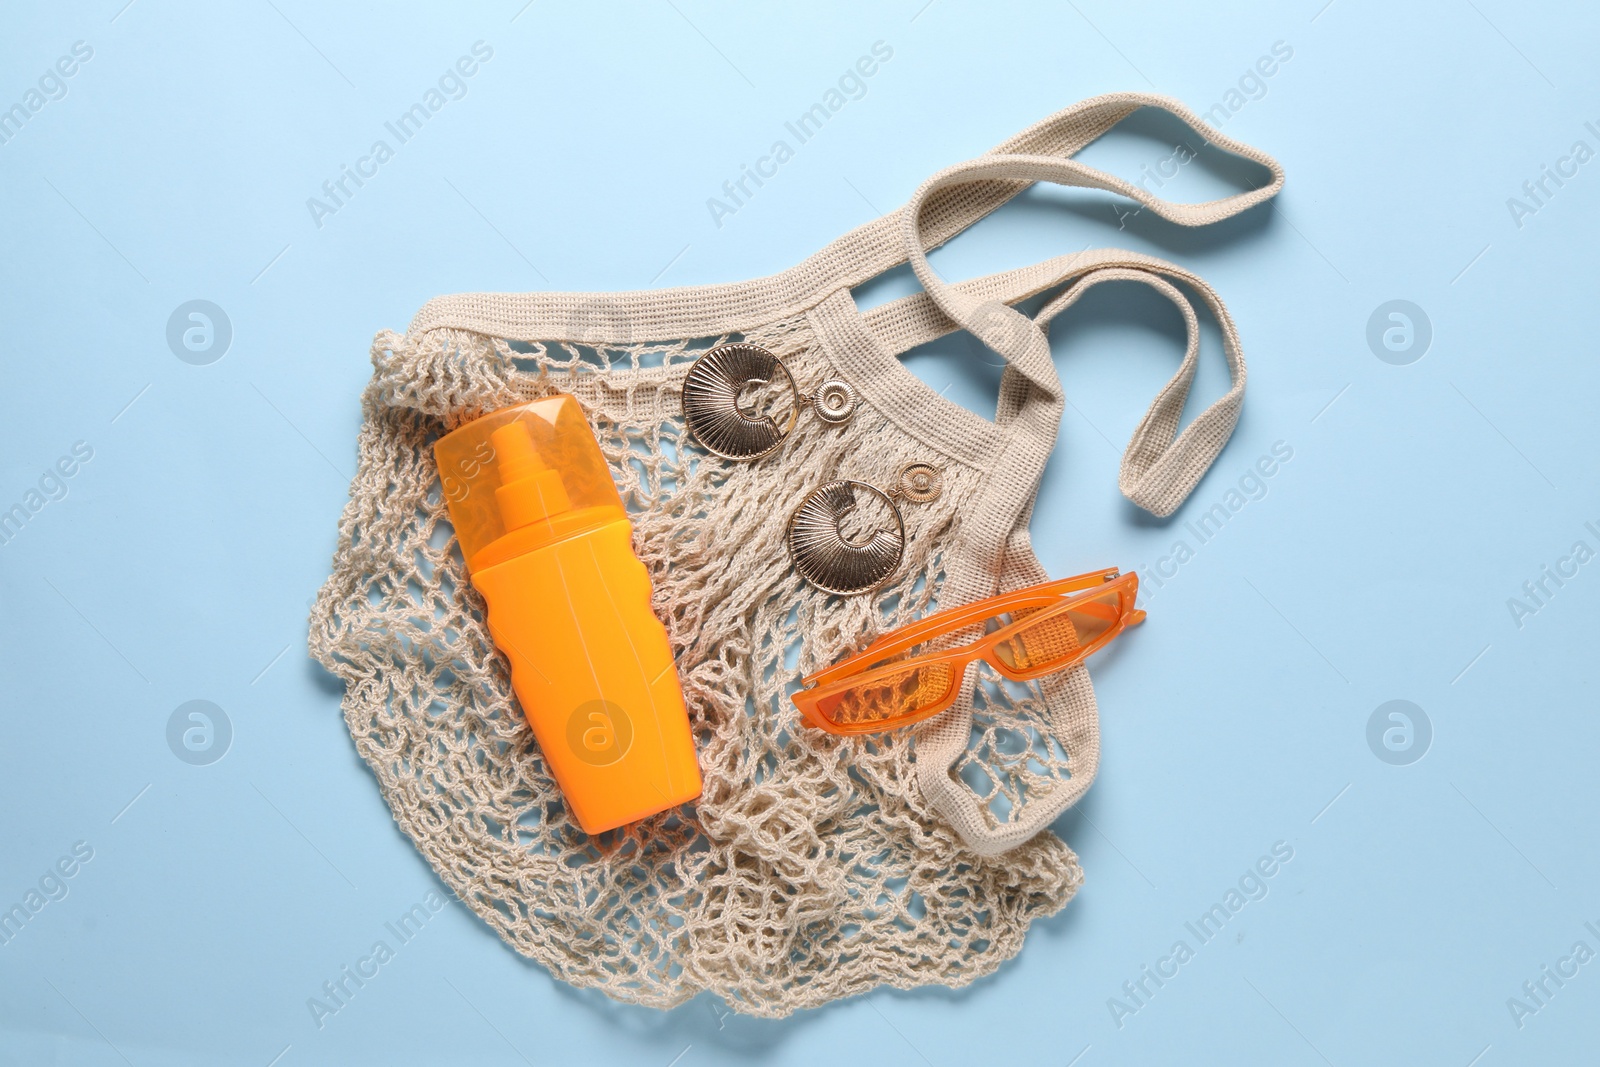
[433, 396, 701, 834]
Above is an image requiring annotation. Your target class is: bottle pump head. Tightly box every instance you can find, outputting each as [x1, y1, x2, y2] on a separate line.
[490, 421, 572, 530]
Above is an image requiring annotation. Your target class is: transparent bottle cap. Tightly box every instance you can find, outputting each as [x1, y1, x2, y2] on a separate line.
[433, 395, 625, 570]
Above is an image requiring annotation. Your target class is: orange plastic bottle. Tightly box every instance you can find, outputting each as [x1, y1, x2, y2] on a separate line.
[433, 395, 701, 834]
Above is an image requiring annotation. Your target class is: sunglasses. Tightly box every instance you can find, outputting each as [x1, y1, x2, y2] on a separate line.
[792, 569, 1145, 735]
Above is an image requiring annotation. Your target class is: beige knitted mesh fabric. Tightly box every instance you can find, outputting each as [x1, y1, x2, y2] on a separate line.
[308, 94, 1282, 1015]
[311, 322, 1084, 1015]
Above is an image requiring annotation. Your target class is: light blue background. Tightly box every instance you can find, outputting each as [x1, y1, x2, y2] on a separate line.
[3, 1, 1597, 1064]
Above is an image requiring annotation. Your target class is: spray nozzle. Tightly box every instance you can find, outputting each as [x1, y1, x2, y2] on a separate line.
[491, 420, 571, 529]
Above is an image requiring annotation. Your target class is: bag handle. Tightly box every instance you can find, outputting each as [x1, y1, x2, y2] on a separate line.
[885, 103, 1279, 853]
[899, 115, 1280, 392]
[890, 99, 1277, 516]
[407, 94, 1282, 348]
[1036, 263, 1245, 516]
[899, 256, 1249, 855]
[902, 93, 1281, 273]
[860, 247, 1250, 517]
[897, 259, 1249, 853]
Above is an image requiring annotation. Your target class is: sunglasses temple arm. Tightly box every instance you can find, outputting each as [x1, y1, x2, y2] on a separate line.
[821, 570, 1119, 669]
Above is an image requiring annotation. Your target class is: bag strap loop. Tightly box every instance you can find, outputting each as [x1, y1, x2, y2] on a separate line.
[407, 94, 1282, 348]
[900, 122, 1280, 383]
[859, 247, 1251, 517]
[887, 97, 1278, 520]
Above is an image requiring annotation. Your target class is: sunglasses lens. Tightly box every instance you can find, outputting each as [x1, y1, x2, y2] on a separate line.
[813, 661, 955, 729]
[992, 589, 1123, 673]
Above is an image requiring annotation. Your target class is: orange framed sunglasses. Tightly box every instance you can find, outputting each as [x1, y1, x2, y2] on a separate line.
[792, 569, 1145, 735]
